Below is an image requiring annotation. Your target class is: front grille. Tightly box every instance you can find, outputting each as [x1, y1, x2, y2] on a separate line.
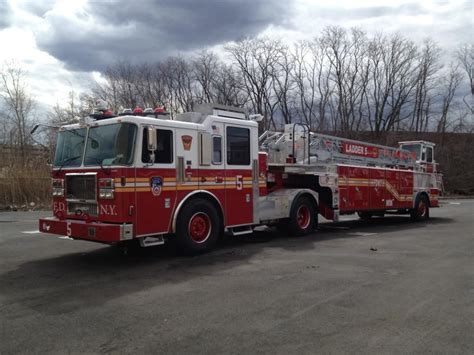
[67, 202, 99, 216]
[66, 174, 96, 201]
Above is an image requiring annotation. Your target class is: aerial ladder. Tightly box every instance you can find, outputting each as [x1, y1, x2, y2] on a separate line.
[259, 124, 418, 170]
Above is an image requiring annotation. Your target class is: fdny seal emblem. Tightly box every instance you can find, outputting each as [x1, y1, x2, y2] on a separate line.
[150, 177, 163, 196]
[181, 135, 193, 151]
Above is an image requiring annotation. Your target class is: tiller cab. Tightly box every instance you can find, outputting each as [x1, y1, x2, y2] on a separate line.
[39, 103, 443, 254]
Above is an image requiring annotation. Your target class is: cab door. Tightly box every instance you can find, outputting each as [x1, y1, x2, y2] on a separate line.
[135, 126, 177, 236]
[224, 125, 254, 226]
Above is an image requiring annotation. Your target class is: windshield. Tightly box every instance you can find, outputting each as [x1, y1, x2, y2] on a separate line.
[53, 128, 87, 167]
[401, 144, 421, 160]
[84, 123, 137, 166]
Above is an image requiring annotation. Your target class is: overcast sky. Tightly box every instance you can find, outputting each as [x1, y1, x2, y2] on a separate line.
[0, 0, 472, 110]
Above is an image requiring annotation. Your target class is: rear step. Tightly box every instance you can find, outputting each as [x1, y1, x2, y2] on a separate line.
[228, 226, 253, 236]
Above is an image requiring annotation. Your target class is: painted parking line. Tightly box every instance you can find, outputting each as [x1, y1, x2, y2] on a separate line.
[58, 236, 73, 240]
[449, 202, 461, 205]
[22, 230, 41, 234]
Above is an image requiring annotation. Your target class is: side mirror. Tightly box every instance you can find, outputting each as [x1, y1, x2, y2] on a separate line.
[147, 127, 157, 151]
[147, 127, 157, 164]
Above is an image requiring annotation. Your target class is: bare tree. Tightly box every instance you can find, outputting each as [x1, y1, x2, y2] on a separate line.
[48, 90, 94, 126]
[0, 106, 9, 144]
[292, 41, 317, 128]
[410, 40, 441, 132]
[456, 43, 474, 114]
[211, 63, 248, 107]
[160, 56, 196, 114]
[0, 61, 35, 166]
[456, 43, 474, 94]
[193, 51, 220, 104]
[436, 64, 463, 137]
[226, 37, 284, 130]
[319, 27, 371, 135]
[370, 33, 420, 133]
[271, 44, 296, 125]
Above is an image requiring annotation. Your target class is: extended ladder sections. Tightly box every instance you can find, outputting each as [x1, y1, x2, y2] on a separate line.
[259, 124, 416, 170]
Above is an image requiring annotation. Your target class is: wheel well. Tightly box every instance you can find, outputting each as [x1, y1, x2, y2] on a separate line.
[292, 192, 319, 213]
[317, 187, 333, 208]
[417, 191, 431, 207]
[172, 191, 224, 233]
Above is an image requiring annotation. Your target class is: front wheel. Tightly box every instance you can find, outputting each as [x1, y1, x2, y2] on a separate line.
[175, 198, 221, 254]
[410, 194, 430, 221]
[357, 211, 373, 221]
[288, 196, 317, 236]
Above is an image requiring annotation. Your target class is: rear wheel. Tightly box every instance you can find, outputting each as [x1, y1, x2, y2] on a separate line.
[410, 194, 430, 221]
[289, 196, 317, 236]
[176, 198, 221, 254]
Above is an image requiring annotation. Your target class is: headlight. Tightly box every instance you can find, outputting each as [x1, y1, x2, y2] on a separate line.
[52, 187, 64, 197]
[99, 188, 114, 199]
[99, 178, 115, 199]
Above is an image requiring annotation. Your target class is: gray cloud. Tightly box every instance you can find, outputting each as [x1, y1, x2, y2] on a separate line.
[37, 0, 294, 72]
[312, 3, 427, 21]
[0, 1, 12, 29]
[20, 0, 54, 17]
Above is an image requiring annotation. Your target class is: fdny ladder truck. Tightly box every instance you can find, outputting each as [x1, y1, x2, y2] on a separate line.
[39, 104, 442, 254]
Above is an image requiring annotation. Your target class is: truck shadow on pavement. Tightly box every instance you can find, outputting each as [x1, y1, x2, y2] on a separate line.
[0, 216, 453, 316]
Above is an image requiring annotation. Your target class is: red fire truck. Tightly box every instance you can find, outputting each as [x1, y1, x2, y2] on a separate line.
[39, 103, 442, 254]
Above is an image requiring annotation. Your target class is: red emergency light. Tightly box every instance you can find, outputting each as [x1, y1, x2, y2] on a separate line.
[133, 106, 144, 115]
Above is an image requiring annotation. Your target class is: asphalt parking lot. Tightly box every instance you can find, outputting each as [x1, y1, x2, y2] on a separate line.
[0, 199, 473, 354]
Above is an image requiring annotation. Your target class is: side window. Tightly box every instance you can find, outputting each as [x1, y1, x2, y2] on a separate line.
[212, 136, 222, 164]
[142, 128, 173, 164]
[426, 147, 433, 163]
[226, 127, 250, 165]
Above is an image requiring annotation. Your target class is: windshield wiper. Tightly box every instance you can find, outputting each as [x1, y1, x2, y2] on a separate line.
[87, 157, 111, 175]
[54, 155, 81, 176]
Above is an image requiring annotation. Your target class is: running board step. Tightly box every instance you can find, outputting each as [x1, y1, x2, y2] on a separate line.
[228, 226, 253, 236]
[139, 236, 165, 247]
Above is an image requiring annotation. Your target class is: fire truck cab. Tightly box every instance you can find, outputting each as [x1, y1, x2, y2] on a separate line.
[399, 141, 437, 173]
[39, 104, 442, 254]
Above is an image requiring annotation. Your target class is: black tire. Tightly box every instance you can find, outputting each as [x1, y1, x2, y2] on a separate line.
[117, 239, 142, 256]
[288, 196, 317, 236]
[357, 211, 373, 221]
[175, 198, 221, 254]
[274, 219, 289, 234]
[410, 194, 430, 221]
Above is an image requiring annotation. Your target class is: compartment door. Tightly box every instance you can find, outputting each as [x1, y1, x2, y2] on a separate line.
[369, 168, 385, 210]
[351, 166, 370, 210]
[384, 170, 399, 209]
[337, 165, 351, 211]
[398, 170, 414, 208]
